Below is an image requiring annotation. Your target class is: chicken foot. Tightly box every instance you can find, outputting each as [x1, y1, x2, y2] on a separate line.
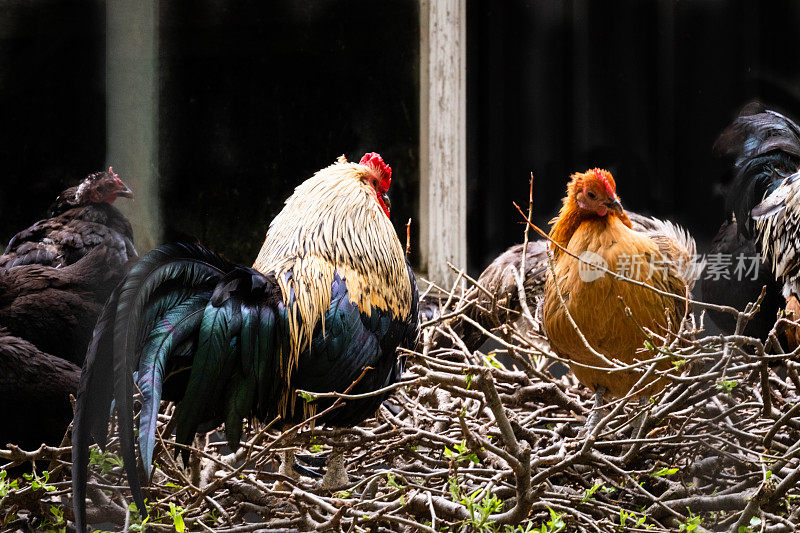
[624, 396, 650, 439]
[321, 449, 349, 491]
[580, 386, 607, 436]
[275, 449, 301, 491]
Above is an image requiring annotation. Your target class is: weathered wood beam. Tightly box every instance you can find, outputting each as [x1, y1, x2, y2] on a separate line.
[419, 0, 467, 286]
[106, 0, 160, 252]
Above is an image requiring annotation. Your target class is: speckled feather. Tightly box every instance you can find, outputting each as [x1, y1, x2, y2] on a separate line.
[715, 103, 800, 303]
[754, 172, 800, 298]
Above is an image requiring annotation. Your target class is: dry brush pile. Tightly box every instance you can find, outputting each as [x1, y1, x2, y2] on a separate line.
[2, 266, 800, 533]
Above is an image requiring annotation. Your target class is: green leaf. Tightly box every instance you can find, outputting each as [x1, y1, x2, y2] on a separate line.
[581, 483, 602, 503]
[298, 390, 317, 403]
[546, 507, 566, 532]
[448, 475, 461, 501]
[652, 467, 679, 477]
[169, 502, 186, 532]
[484, 353, 504, 369]
[465, 373, 474, 389]
[90, 448, 125, 475]
[0, 470, 19, 499]
[386, 472, 404, 490]
[678, 510, 703, 532]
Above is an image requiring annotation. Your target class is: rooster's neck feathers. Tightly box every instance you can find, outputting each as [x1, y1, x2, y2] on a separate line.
[253, 158, 411, 367]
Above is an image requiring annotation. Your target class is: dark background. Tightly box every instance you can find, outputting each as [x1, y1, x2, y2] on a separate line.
[1, 0, 800, 275]
[0, 0, 106, 239]
[467, 0, 800, 271]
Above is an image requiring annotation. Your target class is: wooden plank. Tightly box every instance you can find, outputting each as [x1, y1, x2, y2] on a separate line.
[419, 0, 467, 287]
[106, 0, 160, 252]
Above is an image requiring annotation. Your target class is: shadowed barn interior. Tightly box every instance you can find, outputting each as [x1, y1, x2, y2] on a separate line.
[2, 0, 800, 276]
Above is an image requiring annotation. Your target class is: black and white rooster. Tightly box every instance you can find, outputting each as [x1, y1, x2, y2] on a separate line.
[705, 102, 800, 343]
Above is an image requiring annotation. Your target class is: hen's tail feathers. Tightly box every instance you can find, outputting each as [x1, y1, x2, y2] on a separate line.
[629, 212, 704, 291]
[714, 102, 800, 237]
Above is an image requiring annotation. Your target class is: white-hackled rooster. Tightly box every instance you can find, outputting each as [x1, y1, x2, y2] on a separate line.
[72, 153, 419, 531]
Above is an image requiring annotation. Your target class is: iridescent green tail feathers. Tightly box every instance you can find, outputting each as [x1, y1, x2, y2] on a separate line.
[71, 243, 288, 530]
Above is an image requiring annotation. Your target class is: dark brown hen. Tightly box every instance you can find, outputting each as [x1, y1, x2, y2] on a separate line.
[0, 327, 79, 450]
[0, 245, 130, 366]
[0, 168, 136, 269]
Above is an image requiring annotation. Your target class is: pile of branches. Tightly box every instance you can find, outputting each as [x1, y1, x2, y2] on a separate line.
[2, 273, 800, 533]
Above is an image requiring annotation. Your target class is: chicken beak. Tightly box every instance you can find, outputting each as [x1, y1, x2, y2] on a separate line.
[117, 183, 135, 199]
[605, 198, 623, 215]
[381, 192, 391, 212]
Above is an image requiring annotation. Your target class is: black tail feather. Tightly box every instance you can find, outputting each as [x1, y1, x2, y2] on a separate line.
[72, 243, 235, 530]
[715, 102, 800, 237]
[72, 289, 120, 533]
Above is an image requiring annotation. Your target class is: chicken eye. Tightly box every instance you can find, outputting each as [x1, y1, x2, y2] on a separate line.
[587, 191, 596, 200]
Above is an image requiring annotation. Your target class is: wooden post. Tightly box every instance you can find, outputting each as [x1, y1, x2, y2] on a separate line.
[106, 0, 160, 252]
[419, 0, 467, 287]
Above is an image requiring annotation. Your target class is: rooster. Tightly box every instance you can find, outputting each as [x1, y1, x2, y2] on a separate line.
[542, 169, 699, 426]
[705, 103, 800, 343]
[72, 153, 419, 531]
[702, 218, 784, 338]
[0, 168, 136, 269]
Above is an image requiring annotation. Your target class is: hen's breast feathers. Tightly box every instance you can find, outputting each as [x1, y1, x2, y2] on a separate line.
[544, 215, 692, 396]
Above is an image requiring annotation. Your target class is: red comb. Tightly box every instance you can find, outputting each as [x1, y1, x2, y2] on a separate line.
[592, 168, 616, 197]
[360, 152, 392, 190]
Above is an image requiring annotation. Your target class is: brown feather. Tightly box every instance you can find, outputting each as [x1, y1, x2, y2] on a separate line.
[543, 171, 695, 398]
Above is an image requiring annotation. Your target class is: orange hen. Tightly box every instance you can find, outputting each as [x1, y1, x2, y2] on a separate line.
[543, 169, 698, 400]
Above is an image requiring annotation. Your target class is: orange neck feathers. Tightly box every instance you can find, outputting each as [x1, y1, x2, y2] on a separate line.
[549, 175, 632, 256]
